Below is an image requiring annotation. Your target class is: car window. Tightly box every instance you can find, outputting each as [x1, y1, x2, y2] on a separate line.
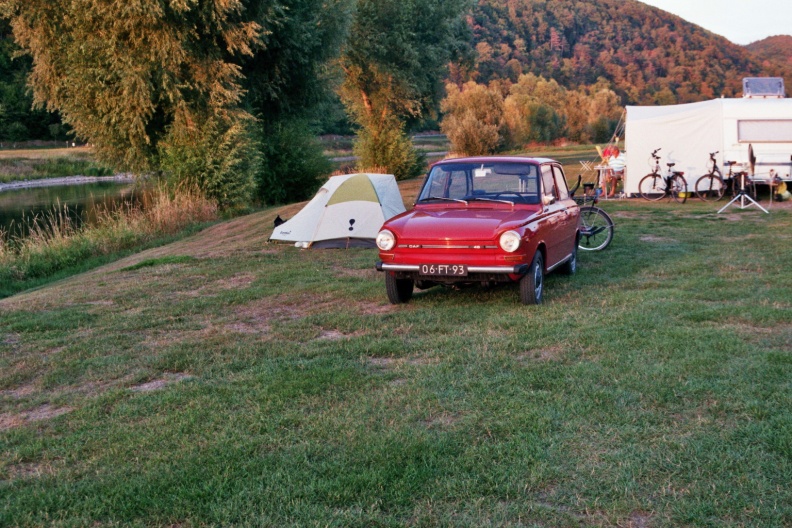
[541, 165, 556, 199]
[447, 170, 469, 197]
[419, 162, 541, 204]
[552, 165, 569, 200]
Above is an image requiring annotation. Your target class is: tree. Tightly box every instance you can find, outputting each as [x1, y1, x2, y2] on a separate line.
[441, 81, 504, 156]
[339, 0, 470, 180]
[0, 18, 65, 142]
[0, 0, 260, 206]
[240, 0, 354, 204]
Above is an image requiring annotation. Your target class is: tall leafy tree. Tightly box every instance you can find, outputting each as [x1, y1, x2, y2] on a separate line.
[0, 0, 260, 206]
[0, 18, 64, 142]
[339, 0, 470, 179]
[240, 0, 354, 204]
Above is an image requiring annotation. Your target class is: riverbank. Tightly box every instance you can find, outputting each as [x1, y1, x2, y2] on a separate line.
[0, 173, 136, 192]
[0, 187, 218, 298]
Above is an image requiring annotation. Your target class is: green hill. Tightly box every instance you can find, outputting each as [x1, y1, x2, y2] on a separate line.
[468, 0, 791, 104]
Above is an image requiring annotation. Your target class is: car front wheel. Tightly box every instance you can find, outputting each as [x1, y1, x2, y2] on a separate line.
[385, 273, 414, 304]
[519, 251, 544, 305]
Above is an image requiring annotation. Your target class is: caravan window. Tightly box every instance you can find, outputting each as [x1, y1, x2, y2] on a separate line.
[738, 120, 792, 143]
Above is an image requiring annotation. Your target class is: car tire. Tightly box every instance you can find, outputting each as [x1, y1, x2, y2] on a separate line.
[385, 273, 414, 304]
[559, 239, 578, 275]
[519, 251, 544, 305]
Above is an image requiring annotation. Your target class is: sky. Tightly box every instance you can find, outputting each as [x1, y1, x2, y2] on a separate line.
[639, 0, 792, 45]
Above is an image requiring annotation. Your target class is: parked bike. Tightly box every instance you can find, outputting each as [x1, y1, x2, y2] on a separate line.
[638, 148, 688, 203]
[569, 175, 614, 251]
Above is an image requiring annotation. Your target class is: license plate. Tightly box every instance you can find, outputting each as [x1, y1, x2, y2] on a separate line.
[419, 264, 468, 276]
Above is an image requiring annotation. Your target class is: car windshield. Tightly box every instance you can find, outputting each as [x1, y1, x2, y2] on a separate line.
[418, 162, 540, 205]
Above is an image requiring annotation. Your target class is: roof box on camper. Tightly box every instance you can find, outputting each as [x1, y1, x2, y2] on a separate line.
[743, 77, 785, 99]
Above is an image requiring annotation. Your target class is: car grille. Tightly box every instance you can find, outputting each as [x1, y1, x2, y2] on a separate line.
[397, 244, 498, 250]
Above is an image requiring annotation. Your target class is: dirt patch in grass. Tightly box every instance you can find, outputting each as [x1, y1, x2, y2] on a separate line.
[519, 347, 564, 362]
[176, 272, 256, 298]
[129, 373, 193, 393]
[368, 355, 436, 369]
[611, 211, 648, 220]
[368, 357, 397, 369]
[0, 404, 72, 431]
[2, 333, 21, 346]
[2, 462, 57, 483]
[640, 235, 677, 243]
[332, 265, 379, 280]
[214, 272, 257, 290]
[232, 297, 303, 334]
[421, 411, 461, 429]
[233, 294, 396, 330]
[1, 382, 38, 399]
[316, 329, 367, 341]
[358, 301, 399, 315]
[627, 511, 654, 528]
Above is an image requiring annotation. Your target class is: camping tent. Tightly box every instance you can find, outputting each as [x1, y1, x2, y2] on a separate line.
[625, 98, 792, 196]
[269, 173, 406, 248]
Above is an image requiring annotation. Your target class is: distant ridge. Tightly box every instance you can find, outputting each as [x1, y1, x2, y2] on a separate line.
[746, 35, 792, 68]
[468, 0, 792, 104]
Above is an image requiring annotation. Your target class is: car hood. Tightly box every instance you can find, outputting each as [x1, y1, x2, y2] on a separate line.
[386, 206, 541, 241]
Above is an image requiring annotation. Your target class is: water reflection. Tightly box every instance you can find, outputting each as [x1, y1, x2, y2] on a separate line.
[0, 182, 146, 238]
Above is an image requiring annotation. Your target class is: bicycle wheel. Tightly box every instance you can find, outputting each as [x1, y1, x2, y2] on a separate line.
[695, 172, 725, 201]
[578, 206, 614, 251]
[639, 173, 665, 201]
[671, 174, 688, 203]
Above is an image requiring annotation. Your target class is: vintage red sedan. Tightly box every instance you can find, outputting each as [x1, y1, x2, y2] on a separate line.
[375, 156, 580, 304]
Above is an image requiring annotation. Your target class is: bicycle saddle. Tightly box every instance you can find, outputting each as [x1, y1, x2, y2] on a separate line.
[725, 160, 737, 166]
[666, 162, 676, 167]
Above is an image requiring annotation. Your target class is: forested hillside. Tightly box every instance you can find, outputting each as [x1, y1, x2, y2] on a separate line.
[746, 35, 792, 70]
[467, 0, 790, 104]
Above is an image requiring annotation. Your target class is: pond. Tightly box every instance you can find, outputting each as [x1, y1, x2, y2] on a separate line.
[0, 181, 145, 238]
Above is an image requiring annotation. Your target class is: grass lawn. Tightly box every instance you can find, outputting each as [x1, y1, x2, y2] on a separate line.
[1, 182, 791, 526]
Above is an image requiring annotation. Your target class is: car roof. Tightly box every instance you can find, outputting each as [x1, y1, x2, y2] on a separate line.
[432, 155, 558, 167]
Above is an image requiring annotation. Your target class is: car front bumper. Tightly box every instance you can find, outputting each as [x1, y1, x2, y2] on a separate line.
[376, 262, 529, 275]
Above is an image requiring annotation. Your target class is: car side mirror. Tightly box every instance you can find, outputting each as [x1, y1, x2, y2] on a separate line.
[542, 195, 555, 206]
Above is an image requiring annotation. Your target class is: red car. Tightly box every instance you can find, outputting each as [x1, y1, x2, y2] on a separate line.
[375, 156, 580, 304]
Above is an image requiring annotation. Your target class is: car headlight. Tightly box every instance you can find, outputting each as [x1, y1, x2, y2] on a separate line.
[499, 230, 521, 253]
[376, 229, 396, 251]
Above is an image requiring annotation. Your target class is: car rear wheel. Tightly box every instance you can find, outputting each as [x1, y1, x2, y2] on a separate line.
[385, 273, 414, 304]
[519, 251, 544, 305]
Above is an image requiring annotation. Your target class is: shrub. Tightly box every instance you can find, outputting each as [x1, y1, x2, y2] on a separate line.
[255, 119, 333, 205]
[440, 82, 505, 156]
[158, 112, 256, 210]
[353, 122, 425, 181]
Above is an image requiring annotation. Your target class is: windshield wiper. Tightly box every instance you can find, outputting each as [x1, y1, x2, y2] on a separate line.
[419, 196, 468, 205]
[466, 197, 515, 205]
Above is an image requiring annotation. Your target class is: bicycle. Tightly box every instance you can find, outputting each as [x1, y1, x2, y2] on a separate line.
[638, 148, 688, 203]
[569, 174, 614, 251]
[694, 153, 747, 201]
[694, 151, 724, 201]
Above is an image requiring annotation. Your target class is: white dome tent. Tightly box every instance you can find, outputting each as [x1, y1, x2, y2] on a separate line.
[269, 173, 406, 249]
